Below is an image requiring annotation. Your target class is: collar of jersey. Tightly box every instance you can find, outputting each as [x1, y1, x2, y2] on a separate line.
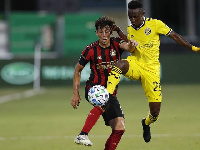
[131, 17, 145, 30]
[98, 40, 111, 49]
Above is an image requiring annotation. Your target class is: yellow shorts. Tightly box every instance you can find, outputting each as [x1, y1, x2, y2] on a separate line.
[124, 57, 162, 102]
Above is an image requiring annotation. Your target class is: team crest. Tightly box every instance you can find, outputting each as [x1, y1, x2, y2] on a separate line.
[97, 55, 102, 59]
[110, 49, 116, 56]
[144, 28, 151, 35]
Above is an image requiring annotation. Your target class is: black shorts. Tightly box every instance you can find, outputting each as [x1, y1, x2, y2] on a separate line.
[102, 96, 124, 126]
[85, 86, 124, 126]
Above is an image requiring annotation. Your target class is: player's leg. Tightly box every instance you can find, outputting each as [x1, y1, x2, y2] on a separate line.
[141, 72, 162, 143]
[143, 79, 162, 125]
[146, 102, 161, 125]
[104, 117, 125, 150]
[107, 59, 129, 94]
[81, 106, 104, 134]
[102, 97, 125, 150]
[75, 87, 104, 146]
[141, 102, 161, 143]
[74, 106, 104, 146]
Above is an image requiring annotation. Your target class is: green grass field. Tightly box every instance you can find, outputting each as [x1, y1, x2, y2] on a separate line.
[0, 84, 200, 150]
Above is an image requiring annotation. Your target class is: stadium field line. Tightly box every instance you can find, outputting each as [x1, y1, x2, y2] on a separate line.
[0, 134, 200, 141]
[0, 88, 46, 104]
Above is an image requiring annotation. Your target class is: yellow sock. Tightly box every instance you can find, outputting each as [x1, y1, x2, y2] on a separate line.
[107, 66, 122, 94]
[145, 112, 159, 125]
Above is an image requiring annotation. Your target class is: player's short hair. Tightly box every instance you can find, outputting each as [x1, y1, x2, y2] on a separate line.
[128, 0, 143, 9]
[95, 16, 115, 30]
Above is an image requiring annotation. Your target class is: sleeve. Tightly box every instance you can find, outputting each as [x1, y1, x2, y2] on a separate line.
[78, 46, 90, 66]
[156, 20, 172, 36]
[113, 37, 125, 54]
[115, 37, 125, 44]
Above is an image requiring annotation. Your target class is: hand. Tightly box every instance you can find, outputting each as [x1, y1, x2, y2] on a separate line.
[129, 39, 138, 47]
[111, 25, 121, 33]
[192, 46, 200, 53]
[127, 39, 138, 52]
[71, 94, 81, 109]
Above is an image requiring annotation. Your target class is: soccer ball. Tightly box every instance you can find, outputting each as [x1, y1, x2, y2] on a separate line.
[88, 85, 109, 106]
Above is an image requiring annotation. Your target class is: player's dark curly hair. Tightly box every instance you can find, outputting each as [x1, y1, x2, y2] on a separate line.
[128, 0, 143, 9]
[95, 16, 115, 30]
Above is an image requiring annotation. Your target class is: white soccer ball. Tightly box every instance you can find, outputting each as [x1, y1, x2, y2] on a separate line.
[88, 85, 109, 106]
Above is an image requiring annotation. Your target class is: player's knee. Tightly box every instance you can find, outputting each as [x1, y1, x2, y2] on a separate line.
[116, 118, 125, 130]
[115, 60, 129, 74]
[110, 117, 125, 130]
[115, 61, 123, 70]
[115, 125, 125, 131]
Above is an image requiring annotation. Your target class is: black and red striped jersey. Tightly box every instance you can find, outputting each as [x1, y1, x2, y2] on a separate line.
[79, 37, 125, 96]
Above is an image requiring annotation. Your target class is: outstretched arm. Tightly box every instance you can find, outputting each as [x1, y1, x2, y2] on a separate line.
[169, 31, 200, 53]
[71, 63, 84, 109]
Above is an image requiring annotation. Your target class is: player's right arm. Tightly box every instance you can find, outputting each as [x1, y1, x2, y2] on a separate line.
[71, 63, 84, 109]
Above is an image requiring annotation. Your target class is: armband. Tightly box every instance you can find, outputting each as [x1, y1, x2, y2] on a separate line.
[119, 40, 125, 44]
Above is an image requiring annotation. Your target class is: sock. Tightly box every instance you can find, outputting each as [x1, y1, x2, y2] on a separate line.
[145, 112, 159, 125]
[107, 66, 122, 94]
[81, 106, 103, 134]
[104, 130, 125, 150]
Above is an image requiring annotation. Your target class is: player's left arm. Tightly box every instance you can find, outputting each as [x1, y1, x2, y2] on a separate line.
[120, 39, 138, 53]
[169, 31, 200, 53]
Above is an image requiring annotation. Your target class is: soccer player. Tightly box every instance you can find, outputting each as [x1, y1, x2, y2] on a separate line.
[71, 16, 137, 149]
[106, 0, 200, 143]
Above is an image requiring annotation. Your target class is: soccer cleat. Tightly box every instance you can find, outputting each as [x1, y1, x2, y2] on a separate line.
[74, 135, 93, 146]
[141, 118, 151, 143]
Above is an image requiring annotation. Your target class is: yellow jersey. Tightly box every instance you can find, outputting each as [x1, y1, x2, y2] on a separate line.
[127, 17, 172, 67]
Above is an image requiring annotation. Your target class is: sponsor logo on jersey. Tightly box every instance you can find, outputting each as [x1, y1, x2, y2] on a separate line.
[138, 42, 153, 49]
[96, 60, 117, 70]
[144, 28, 151, 35]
